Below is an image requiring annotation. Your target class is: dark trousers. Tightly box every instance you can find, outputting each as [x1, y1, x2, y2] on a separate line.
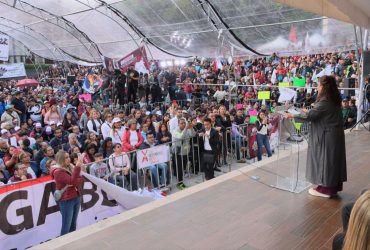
[117, 94, 125, 106]
[128, 86, 137, 103]
[202, 152, 215, 180]
[173, 154, 187, 183]
[59, 197, 80, 236]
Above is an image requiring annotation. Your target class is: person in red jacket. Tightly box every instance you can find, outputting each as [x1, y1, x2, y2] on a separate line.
[51, 150, 83, 236]
[122, 119, 143, 152]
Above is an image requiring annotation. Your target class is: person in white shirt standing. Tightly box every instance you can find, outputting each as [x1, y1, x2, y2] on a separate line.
[198, 118, 219, 180]
[169, 108, 183, 135]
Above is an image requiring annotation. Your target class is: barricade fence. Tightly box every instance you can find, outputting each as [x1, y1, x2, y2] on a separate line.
[2, 111, 311, 191]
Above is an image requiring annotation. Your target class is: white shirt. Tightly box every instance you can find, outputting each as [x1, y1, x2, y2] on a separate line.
[27, 166, 36, 179]
[204, 130, 212, 150]
[110, 127, 125, 145]
[108, 153, 131, 173]
[87, 119, 102, 135]
[101, 122, 112, 139]
[28, 105, 42, 122]
[129, 130, 138, 146]
[169, 117, 178, 135]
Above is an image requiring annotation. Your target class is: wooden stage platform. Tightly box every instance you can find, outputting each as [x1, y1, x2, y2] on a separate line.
[36, 128, 370, 250]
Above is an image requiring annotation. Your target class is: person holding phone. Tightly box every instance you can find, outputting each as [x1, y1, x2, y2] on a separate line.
[255, 111, 272, 161]
[51, 150, 83, 236]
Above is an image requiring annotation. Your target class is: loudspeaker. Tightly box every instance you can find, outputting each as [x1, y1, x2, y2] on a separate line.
[363, 51, 370, 77]
[343, 78, 356, 98]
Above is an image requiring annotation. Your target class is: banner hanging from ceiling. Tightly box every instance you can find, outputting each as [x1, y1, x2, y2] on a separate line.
[0, 34, 9, 61]
[116, 46, 150, 74]
[0, 63, 26, 79]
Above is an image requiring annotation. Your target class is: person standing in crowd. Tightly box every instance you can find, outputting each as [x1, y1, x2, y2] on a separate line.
[11, 91, 27, 123]
[51, 150, 83, 236]
[198, 118, 219, 180]
[114, 69, 126, 107]
[172, 118, 196, 190]
[255, 111, 272, 161]
[127, 65, 139, 103]
[44, 104, 62, 126]
[285, 75, 347, 198]
[341, 99, 356, 129]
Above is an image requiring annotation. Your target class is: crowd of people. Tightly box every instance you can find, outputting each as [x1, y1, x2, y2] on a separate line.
[0, 51, 363, 192]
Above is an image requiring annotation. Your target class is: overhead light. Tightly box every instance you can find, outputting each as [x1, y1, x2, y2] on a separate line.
[166, 61, 173, 67]
[160, 61, 167, 68]
[174, 60, 181, 66]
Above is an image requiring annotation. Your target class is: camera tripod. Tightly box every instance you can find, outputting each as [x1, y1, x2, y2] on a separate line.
[350, 109, 370, 131]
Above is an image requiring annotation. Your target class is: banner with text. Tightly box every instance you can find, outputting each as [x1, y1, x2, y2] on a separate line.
[136, 144, 170, 169]
[0, 34, 9, 61]
[116, 46, 149, 74]
[0, 63, 26, 79]
[0, 173, 154, 250]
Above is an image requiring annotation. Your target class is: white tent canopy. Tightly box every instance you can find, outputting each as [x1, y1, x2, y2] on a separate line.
[0, 0, 363, 64]
[275, 0, 370, 30]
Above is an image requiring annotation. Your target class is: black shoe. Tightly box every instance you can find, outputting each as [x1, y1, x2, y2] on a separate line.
[214, 167, 222, 172]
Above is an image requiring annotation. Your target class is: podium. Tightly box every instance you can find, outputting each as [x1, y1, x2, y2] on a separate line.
[251, 108, 311, 193]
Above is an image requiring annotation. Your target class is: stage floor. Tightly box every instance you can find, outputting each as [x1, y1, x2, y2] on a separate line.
[36, 128, 370, 250]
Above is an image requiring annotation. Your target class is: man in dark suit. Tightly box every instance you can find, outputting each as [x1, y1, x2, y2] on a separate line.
[198, 118, 220, 180]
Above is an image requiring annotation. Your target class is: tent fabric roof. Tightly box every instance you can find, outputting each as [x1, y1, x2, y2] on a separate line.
[0, 0, 361, 64]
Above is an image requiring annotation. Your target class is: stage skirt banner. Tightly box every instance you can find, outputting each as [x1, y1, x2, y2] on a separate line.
[116, 46, 149, 74]
[0, 173, 155, 250]
[0, 34, 9, 61]
[0, 63, 26, 79]
[136, 145, 170, 169]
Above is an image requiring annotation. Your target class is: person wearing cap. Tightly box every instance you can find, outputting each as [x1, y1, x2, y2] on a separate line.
[109, 117, 125, 145]
[42, 126, 54, 141]
[30, 122, 43, 138]
[27, 98, 42, 122]
[11, 91, 27, 123]
[1, 129, 10, 140]
[1, 104, 20, 128]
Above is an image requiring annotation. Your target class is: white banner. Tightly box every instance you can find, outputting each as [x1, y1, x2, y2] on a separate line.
[0, 63, 26, 79]
[0, 34, 9, 61]
[0, 173, 155, 250]
[136, 145, 170, 169]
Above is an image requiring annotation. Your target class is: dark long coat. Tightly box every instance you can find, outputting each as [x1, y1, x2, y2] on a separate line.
[295, 98, 347, 187]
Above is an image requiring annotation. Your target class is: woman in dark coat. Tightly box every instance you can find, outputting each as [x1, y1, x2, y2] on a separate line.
[285, 75, 347, 198]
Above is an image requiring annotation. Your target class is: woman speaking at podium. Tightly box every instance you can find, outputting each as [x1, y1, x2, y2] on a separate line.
[285, 76, 347, 198]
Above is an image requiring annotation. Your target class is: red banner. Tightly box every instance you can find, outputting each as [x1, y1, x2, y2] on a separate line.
[116, 46, 149, 73]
